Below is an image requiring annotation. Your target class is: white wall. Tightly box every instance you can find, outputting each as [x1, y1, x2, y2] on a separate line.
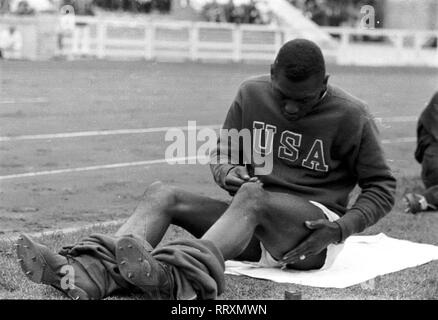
[384, 0, 438, 30]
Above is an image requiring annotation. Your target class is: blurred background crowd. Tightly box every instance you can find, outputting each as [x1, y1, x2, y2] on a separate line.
[200, 0, 381, 27]
[288, 0, 382, 27]
[0, 0, 172, 16]
[200, 0, 270, 25]
[0, 0, 381, 27]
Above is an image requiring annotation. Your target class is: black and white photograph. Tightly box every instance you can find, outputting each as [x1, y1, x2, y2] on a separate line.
[0, 0, 437, 307]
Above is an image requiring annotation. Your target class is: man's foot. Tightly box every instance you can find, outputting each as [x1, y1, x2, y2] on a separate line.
[403, 193, 428, 214]
[16, 234, 100, 300]
[115, 236, 175, 299]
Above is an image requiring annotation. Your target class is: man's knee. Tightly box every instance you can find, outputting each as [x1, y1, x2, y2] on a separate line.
[232, 182, 268, 215]
[142, 181, 181, 207]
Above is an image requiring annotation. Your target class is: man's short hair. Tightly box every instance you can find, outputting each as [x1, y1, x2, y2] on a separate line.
[273, 39, 326, 82]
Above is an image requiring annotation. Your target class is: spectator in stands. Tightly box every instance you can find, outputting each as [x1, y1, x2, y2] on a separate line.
[136, 0, 153, 13]
[202, 0, 226, 23]
[245, 0, 261, 24]
[15, 0, 35, 15]
[223, 0, 235, 23]
[0, 26, 23, 59]
[254, 0, 273, 25]
[231, 3, 245, 24]
[62, 0, 94, 15]
[0, 0, 10, 14]
[289, 0, 380, 28]
[305, 0, 329, 26]
[201, 0, 266, 25]
[93, 0, 164, 14]
[404, 92, 438, 214]
[155, 0, 171, 14]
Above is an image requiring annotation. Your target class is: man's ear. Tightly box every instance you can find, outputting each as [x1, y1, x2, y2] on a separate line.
[323, 74, 329, 86]
[270, 64, 275, 80]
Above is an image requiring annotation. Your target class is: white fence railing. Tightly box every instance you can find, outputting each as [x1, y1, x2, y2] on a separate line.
[62, 18, 287, 63]
[321, 26, 438, 67]
[2, 15, 437, 67]
[61, 17, 438, 67]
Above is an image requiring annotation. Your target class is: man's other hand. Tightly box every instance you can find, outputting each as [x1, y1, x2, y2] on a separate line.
[280, 219, 341, 265]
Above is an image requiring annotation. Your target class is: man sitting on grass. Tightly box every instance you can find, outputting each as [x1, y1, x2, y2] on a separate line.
[16, 39, 396, 300]
[404, 91, 438, 214]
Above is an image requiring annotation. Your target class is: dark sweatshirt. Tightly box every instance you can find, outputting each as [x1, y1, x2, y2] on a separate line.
[210, 75, 396, 242]
[415, 91, 438, 163]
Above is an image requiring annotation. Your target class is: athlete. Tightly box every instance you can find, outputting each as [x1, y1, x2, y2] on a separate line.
[17, 39, 396, 300]
[404, 91, 438, 214]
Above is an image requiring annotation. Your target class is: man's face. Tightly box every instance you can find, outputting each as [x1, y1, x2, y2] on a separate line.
[271, 67, 328, 121]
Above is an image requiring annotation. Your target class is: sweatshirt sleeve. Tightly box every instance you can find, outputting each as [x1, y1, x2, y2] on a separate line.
[335, 117, 397, 242]
[209, 88, 244, 189]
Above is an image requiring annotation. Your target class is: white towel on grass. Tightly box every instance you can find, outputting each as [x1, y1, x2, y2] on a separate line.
[225, 233, 438, 288]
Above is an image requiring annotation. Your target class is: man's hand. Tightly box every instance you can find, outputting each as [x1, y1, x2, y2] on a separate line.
[224, 166, 260, 194]
[281, 219, 341, 265]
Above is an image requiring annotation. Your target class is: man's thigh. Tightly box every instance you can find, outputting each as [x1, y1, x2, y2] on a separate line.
[254, 189, 327, 265]
[170, 191, 230, 238]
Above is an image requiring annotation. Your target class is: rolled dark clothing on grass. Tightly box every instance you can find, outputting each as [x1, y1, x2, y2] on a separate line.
[152, 239, 225, 300]
[60, 234, 225, 300]
[59, 234, 139, 298]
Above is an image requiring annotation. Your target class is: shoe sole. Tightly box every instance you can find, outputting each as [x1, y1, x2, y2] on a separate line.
[16, 234, 90, 300]
[115, 237, 158, 293]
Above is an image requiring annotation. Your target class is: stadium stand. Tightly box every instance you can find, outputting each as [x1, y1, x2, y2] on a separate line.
[0, 0, 436, 66]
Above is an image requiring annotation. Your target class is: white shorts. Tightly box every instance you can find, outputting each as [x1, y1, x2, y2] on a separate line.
[256, 201, 344, 270]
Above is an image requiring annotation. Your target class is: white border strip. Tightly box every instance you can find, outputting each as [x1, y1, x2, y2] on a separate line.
[0, 156, 210, 180]
[0, 137, 414, 181]
[0, 98, 48, 104]
[0, 124, 222, 142]
[0, 116, 417, 142]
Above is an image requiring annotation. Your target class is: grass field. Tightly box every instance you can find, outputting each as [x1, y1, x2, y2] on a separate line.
[0, 60, 437, 299]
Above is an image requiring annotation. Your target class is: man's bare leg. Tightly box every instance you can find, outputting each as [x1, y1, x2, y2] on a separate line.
[112, 181, 328, 299]
[202, 182, 328, 270]
[115, 181, 262, 261]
